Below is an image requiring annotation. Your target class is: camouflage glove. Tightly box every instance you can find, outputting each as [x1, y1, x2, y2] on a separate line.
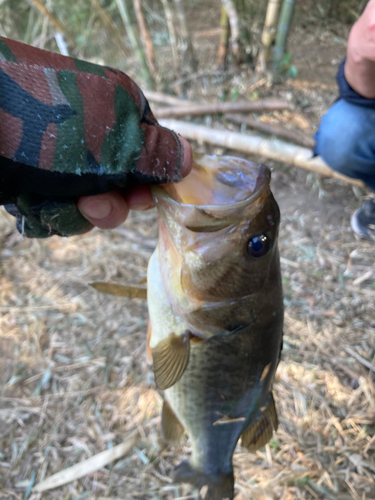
[0, 37, 184, 237]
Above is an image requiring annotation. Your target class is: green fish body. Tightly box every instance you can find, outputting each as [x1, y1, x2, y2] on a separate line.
[147, 155, 283, 500]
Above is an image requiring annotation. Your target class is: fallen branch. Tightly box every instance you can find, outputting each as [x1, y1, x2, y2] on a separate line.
[159, 119, 365, 188]
[226, 113, 314, 148]
[156, 99, 291, 118]
[33, 432, 138, 492]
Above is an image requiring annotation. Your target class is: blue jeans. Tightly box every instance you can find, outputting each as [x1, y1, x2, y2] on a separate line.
[314, 99, 375, 191]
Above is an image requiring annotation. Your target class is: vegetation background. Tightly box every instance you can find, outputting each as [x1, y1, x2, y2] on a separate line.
[0, 1, 374, 499]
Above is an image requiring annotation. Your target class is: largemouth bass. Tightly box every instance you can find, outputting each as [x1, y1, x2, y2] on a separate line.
[147, 155, 283, 500]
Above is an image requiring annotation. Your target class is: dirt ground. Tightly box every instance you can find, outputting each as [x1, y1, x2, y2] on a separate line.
[1, 10, 375, 500]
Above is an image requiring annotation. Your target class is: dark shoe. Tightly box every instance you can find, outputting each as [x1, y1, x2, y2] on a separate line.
[351, 199, 375, 239]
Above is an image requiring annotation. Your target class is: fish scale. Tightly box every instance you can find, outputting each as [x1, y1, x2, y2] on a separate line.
[167, 331, 268, 473]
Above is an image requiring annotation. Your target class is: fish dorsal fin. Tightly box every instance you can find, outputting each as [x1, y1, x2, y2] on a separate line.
[241, 393, 278, 452]
[153, 332, 190, 390]
[161, 399, 185, 443]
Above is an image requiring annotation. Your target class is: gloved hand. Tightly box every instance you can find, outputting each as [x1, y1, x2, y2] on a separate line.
[77, 138, 191, 231]
[0, 36, 192, 237]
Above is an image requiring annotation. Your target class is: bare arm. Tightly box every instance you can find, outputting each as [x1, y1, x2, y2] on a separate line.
[344, 0, 375, 99]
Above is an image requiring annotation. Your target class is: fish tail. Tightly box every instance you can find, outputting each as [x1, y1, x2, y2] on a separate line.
[172, 460, 234, 500]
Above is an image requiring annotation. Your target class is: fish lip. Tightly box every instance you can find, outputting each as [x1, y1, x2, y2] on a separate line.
[150, 156, 271, 214]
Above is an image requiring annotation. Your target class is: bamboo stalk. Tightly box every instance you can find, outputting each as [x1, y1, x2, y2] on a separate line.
[261, 0, 281, 69]
[115, 0, 155, 89]
[222, 0, 241, 65]
[160, 0, 179, 67]
[173, 0, 197, 72]
[226, 113, 314, 148]
[133, 0, 157, 80]
[273, 0, 296, 72]
[91, 0, 131, 60]
[159, 119, 366, 188]
[54, 32, 69, 56]
[155, 99, 291, 118]
[28, 0, 75, 45]
[217, 4, 230, 68]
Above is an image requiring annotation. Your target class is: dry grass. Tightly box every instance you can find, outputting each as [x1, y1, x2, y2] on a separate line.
[0, 158, 374, 500]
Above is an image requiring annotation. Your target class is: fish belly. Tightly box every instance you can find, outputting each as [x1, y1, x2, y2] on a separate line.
[165, 330, 269, 477]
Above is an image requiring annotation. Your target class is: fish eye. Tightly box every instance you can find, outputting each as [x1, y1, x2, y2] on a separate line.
[247, 234, 270, 258]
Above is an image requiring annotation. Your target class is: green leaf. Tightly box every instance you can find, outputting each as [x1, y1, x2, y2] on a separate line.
[281, 52, 292, 66]
[287, 65, 298, 78]
[231, 89, 240, 100]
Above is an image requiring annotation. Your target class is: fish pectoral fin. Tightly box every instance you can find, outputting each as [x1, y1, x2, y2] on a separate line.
[153, 332, 190, 390]
[161, 399, 185, 444]
[241, 393, 278, 452]
[90, 282, 147, 299]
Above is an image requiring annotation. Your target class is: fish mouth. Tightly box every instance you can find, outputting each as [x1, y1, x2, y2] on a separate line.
[151, 155, 271, 232]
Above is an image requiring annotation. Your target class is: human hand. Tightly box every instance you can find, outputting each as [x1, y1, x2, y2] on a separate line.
[345, 0, 375, 98]
[77, 137, 193, 230]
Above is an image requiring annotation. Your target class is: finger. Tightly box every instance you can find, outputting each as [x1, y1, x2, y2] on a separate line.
[78, 191, 129, 229]
[125, 185, 155, 211]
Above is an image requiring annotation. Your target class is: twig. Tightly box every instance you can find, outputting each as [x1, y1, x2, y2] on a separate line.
[28, 0, 75, 44]
[306, 479, 337, 500]
[247, 77, 267, 93]
[91, 0, 131, 60]
[133, 0, 157, 80]
[173, 0, 197, 72]
[160, 0, 179, 67]
[331, 358, 360, 381]
[155, 99, 291, 118]
[115, 0, 155, 89]
[143, 90, 192, 107]
[170, 69, 234, 88]
[33, 432, 139, 492]
[0, 304, 76, 312]
[24, 358, 106, 384]
[344, 347, 375, 373]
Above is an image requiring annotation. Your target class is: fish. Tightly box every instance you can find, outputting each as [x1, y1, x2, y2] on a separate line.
[146, 155, 284, 500]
